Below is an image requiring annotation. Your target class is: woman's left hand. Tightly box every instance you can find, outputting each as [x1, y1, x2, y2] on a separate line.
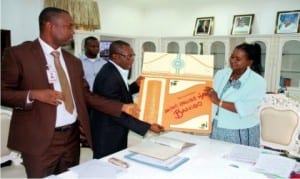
[204, 87, 219, 105]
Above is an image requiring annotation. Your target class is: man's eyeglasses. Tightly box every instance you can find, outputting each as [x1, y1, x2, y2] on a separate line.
[116, 53, 135, 60]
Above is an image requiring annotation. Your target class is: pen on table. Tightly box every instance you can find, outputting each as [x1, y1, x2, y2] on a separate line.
[229, 164, 239, 168]
[108, 157, 130, 168]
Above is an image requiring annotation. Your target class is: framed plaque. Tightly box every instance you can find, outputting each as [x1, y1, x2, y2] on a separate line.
[138, 52, 214, 134]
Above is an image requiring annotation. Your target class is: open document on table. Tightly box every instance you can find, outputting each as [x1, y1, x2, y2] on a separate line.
[127, 135, 195, 160]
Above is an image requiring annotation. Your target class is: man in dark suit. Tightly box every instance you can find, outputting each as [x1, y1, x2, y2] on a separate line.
[90, 40, 164, 159]
[1, 7, 140, 178]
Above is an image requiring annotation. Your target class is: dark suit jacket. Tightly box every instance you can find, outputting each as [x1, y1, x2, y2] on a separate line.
[90, 62, 150, 158]
[1, 40, 123, 155]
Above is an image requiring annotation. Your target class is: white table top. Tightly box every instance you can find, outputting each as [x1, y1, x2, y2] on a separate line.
[51, 131, 269, 179]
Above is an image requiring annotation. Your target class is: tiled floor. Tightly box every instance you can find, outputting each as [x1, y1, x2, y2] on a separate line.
[1, 132, 143, 178]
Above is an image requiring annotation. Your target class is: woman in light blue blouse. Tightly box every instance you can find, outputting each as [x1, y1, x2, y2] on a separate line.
[205, 43, 266, 147]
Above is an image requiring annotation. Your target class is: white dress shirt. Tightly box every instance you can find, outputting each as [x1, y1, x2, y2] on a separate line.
[109, 60, 130, 91]
[39, 38, 78, 127]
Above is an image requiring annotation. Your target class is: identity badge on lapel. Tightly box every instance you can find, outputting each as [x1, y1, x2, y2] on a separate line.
[46, 68, 58, 84]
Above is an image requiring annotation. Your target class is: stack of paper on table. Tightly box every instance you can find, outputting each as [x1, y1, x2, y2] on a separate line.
[224, 145, 261, 163]
[127, 136, 195, 160]
[46, 160, 124, 178]
[225, 145, 297, 178]
[253, 153, 297, 178]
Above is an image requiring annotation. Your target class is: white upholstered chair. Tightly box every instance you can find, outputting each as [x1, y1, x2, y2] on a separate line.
[259, 94, 300, 158]
[1, 108, 26, 178]
[1, 109, 12, 159]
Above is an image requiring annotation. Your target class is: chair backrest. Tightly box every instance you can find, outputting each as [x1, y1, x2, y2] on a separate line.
[259, 94, 300, 157]
[1, 109, 12, 156]
[260, 107, 298, 145]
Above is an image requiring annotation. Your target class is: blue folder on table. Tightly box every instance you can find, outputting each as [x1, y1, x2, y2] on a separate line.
[125, 153, 189, 171]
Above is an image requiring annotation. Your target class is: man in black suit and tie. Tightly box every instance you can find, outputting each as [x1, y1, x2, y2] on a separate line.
[90, 40, 164, 159]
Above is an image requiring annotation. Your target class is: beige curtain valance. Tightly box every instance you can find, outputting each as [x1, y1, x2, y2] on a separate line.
[44, 0, 101, 31]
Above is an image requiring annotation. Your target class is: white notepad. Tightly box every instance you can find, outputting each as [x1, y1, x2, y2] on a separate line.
[125, 153, 189, 171]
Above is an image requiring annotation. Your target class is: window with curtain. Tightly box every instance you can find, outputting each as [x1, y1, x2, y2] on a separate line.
[44, 0, 101, 31]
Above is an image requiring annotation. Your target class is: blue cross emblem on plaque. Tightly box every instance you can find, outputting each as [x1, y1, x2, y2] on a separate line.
[172, 54, 185, 74]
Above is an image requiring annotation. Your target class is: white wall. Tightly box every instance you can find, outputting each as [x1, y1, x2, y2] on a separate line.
[1, 0, 43, 45]
[1, 0, 300, 45]
[100, 0, 300, 36]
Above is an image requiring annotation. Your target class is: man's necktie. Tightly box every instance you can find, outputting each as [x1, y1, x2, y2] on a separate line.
[51, 51, 74, 114]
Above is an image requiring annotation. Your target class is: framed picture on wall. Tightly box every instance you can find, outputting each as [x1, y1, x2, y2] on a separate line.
[275, 10, 300, 34]
[231, 14, 254, 35]
[193, 17, 214, 35]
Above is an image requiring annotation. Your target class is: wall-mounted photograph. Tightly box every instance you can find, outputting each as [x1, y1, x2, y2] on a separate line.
[275, 10, 300, 34]
[231, 14, 254, 35]
[193, 17, 214, 35]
